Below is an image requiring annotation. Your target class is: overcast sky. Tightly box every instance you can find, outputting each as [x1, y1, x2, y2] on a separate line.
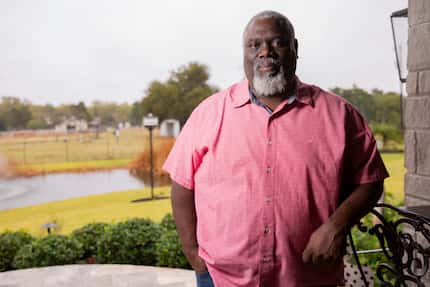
[0, 0, 407, 105]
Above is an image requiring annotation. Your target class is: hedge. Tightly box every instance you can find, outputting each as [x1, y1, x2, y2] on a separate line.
[13, 234, 83, 269]
[97, 218, 161, 265]
[0, 231, 34, 271]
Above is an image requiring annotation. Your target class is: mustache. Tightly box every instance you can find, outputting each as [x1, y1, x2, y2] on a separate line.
[254, 57, 281, 68]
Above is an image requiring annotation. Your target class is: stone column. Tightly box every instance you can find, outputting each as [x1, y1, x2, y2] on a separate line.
[405, 0, 430, 206]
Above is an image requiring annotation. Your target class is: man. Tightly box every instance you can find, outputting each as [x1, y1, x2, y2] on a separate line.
[163, 10, 389, 287]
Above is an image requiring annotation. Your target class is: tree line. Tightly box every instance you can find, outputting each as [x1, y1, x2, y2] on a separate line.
[0, 62, 402, 144]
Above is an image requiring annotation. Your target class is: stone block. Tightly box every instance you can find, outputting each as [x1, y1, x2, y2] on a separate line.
[404, 130, 417, 173]
[407, 71, 419, 95]
[416, 131, 430, 175]
[408, 23, 430, 71]
[405, 173, 430, 200]
[419, 70, 430, 94]
[404, 97, 430, 128]
[405, 194, 430, 206]
[409, 0, 430, 25]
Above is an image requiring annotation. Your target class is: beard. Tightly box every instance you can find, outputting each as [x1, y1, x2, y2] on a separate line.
[252, 59, 288, 97]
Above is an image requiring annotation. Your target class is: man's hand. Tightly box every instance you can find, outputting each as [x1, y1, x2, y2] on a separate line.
[184, 247, 207, 273]
[170, 181, 207, 273]
[302, 221, 347, 265]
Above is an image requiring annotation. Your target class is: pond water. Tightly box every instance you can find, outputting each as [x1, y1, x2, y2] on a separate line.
[0, 169, 145, 211]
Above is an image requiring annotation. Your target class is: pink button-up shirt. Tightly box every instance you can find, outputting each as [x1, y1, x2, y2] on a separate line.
[163, 78, 389, 287]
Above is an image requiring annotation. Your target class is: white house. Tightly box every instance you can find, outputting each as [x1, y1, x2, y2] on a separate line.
[160, 119, 180, 137]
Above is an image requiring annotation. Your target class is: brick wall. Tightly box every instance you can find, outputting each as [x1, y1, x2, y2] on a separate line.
[405, 0, 430, 206]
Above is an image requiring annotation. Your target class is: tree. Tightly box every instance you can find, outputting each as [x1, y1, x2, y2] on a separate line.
[140, 62, 218, 126]
[0, 97, 32, 130]
[331, 86, 402, 145]
[130, 102, 144, 125]
[89, 101, 131, 127]
[330, 86, 375, 121]
[71, 102, 91, 121]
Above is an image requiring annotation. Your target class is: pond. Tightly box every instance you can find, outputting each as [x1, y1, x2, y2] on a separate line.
[0, 169, 145, 211]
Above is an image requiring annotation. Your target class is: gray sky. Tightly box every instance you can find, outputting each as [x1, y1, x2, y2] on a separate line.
[0, 0, 407, 105]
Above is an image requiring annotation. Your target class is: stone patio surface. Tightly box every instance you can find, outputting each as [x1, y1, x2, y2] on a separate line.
[0, 264, 196, 287]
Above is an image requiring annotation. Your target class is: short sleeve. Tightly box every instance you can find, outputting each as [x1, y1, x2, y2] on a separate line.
[344, 106, 389, 185]
[162, 107, 207, 190]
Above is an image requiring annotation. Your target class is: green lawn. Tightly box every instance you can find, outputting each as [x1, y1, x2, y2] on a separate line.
[0, 187, 172, 237]
[381, 153, 405, 205]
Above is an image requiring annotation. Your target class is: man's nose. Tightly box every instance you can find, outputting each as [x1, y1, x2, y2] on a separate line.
[258, 42, 271, 58]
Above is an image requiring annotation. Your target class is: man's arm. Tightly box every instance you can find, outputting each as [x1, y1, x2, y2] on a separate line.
[302, 181, 384, 265]
[171, 180, 207, 273]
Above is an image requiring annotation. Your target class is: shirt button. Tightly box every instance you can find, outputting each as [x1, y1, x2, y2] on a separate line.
[264, 226, 270, 234]
[268, 139, 272, 145]
[266, 166, 271, 173]
[263, 256, 271, 263]
[265, 197, 272, 203]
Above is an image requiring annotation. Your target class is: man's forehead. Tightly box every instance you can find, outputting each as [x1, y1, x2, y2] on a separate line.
[245, 18, 289, 40]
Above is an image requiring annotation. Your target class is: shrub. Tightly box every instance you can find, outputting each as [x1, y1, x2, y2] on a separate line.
[156, 229, 190, 269]
[128, 137, 174, 179]
[71, 222, 109, 259]
[0, 231, 34, 272]
[97, 218, 161, 265]
[160, 213, 176, 231]
[13, 234, 83, 269]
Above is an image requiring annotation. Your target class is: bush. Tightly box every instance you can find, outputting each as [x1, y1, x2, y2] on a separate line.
[97, 218, 161, 265]
[156, 229, 190, 269]
[13, 235, 83, 269]
[0, 231, 34, 272]
[160, 213, 176, 231]
[71, 222, 109, 259]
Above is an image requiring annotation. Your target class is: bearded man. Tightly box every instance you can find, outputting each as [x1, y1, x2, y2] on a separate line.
[163, 10, 389, 287]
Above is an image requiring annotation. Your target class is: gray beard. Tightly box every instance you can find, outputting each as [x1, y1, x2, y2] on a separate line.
[252, 66, 287, 97]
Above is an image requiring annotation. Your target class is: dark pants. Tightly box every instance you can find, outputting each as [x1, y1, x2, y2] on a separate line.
[195, 271, 215, 287]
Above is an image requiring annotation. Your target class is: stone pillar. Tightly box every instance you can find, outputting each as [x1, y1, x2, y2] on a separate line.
[405, 0, 430, 206]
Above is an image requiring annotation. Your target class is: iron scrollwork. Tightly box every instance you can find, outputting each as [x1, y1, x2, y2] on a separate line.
[354, 203, 430, 286]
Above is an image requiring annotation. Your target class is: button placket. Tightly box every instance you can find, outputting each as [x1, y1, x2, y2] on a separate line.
[259, 123, 276, 280]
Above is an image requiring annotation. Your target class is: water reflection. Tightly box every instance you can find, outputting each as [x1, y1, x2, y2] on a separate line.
[0, 169, 145, 211]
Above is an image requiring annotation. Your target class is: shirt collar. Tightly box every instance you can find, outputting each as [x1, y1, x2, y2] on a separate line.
[231, 76, 314, 108]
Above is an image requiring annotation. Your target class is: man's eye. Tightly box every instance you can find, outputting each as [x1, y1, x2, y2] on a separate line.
[272, 39, 283, 47]
[247, 42, 260, 50]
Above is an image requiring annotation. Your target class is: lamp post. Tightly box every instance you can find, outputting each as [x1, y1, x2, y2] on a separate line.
[142, 113, 159, 200]
[390, 8, 408, 129]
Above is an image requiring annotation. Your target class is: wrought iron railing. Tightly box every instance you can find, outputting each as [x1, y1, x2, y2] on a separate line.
[348, 203, 430, 286]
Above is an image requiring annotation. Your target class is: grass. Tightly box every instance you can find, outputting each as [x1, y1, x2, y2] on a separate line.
[0, 187, 172, 237]
[381, 153, 405, 205]
[0, 128, 176, 175]
[14, 159, 132, 176]
[0, 128, 150, 165]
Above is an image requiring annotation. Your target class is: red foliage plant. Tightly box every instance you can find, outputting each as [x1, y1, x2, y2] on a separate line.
[128, 137, 175, 183]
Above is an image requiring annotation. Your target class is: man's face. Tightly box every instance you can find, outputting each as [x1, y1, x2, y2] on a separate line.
[243, 17, 297, 97]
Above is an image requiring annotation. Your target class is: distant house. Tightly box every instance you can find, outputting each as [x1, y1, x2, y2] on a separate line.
[55, 117, 88, 132]
[160, 119, 180, 137]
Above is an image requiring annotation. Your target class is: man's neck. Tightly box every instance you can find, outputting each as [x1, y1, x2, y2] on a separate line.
[252, 79, 296, 111]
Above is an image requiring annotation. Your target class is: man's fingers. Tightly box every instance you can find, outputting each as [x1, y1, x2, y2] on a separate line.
[302, 246, 312, 263]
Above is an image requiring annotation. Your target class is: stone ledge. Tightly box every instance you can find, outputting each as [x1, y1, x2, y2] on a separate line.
[0, 264, 196, 287]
